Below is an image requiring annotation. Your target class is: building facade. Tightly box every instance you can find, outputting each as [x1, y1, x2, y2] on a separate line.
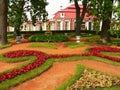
[52, 4, 95, 31]
[7, 4, 95, 32]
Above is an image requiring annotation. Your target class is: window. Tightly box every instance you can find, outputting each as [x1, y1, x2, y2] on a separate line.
[57, 21, 61, 30]
[65, 21, 69, 30]
[82, 22, 86, 30]
[60, 13, 65, 18]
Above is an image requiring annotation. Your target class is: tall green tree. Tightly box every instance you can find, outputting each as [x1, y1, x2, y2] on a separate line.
[30, 0, 48, 24]
[100, 0, 113, 43]
[70, 0, 90, 36]
[89, 0, 114, 43]
[70, 0, 119, 43]
[8, 0, 26, 36]
[8, 0, 48, 36]
[114, 0, 120, 19]
[0, 0, 8, 45]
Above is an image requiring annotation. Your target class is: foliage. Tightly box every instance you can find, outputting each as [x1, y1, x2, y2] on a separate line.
[84, 35, 100, 42]
[0, 58, 53, 90]
[70, 0, 90, 35]
[0, 43, 12, 49]
[30, 0, 48, 23]
[28, 34, 68, 42]
[50, 46, 120, 62]
[89, 0, 114, 43]
[88, 46, 120, 62]
[0, 55, 34, 63]
[109, 20, 120, 38]
[111, 40, 120, 46]
[93, 18, 101, 34]
[8, 0, 48, 36]
[8, 0, 27, 36]
[0, 50, 48, 82]
[101, 52, 120, 58]
[109, 30, 120, 38]
[0, 46, 120, 89]
[65, 42, 90, 48]
[68, 69, 120, 90]
[28, 42, 57, 49]
[55, 64, 85, 90]
[89, 0, 113, 20]
[113, 1, 120, 19]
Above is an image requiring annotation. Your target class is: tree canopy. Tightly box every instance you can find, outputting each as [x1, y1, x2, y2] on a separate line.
[8, 0, 48, 36]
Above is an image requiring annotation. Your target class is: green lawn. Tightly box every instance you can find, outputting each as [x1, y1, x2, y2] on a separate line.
[28, 42, 57, 49]
[65, 42, 91, 48]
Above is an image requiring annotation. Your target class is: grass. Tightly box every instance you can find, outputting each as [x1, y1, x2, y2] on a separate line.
[83, 35, 100, 42]
[0, 59, 53, 90]
[0, 49, 120, 89]
[52, 56, 120, 66]
[55, 64, 85, 90]
[0, 43, 12, 49]
[28, 42, 57, 49]
[0, 56, 36, 75]
[0, 54, 34, 63]
[101, 52, 120, 57]
[65, 42, 90, 48]
[83, 35, 120, 46]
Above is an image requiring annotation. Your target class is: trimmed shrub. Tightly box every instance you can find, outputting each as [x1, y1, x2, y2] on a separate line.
[28, 34, 68, 42]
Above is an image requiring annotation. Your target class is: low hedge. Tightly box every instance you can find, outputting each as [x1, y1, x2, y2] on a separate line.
[28, 34, 68, 42]
[55, 64, 85, 90]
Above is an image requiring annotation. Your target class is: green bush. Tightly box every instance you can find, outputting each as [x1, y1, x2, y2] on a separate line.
[28, 34, 68, 42]
[109, 30, 120, 38]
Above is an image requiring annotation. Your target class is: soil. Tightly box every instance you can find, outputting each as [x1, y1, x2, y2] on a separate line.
[0, 39, 120, 90]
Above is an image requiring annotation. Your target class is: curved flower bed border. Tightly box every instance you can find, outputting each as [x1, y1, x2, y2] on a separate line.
[0, 46, 120, 83]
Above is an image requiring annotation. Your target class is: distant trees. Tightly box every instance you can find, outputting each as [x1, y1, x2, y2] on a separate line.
[8, 0, 48, 36]
[0, 0, 8, 45]
[0, 0, 48, 46]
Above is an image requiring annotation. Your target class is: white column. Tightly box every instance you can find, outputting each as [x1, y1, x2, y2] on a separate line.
[60, 21, 63, 30]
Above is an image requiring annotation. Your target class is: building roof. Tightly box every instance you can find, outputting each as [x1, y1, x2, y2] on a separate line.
[53, 4, 94, 19]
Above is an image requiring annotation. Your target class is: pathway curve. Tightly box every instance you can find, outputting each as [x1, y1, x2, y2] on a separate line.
[0, 42, 119, 90]
[10, 60, 120, 90]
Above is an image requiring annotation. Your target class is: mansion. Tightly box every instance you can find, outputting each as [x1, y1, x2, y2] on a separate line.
[7, 4, 96, 32]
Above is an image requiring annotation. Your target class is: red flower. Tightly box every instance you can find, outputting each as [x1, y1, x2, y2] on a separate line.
[0, 46, 120, 83]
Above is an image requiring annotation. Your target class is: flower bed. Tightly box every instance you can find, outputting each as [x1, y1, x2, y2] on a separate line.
[0, 46, 120, 84]
[50, 46, 120, 62]
[88, 46, 120, 62]
[0, 50, 49, 82]
[67, 69, 120, 90]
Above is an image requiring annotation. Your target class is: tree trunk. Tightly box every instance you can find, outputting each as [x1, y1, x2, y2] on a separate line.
[0, 0, 8, 45]
[74, 0, 87, 36]
[14, 27, 20, 37]
[100, 19, 111, 43]
[100, 0, 113, 43]
[74, 0, 80, 36]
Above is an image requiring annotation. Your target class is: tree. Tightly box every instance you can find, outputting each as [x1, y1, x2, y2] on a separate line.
[70, 0, 90, 36]
[70, 0, 119, 43]
[90, 0, 114, 43]
[8, 0, 48, 36]
[0, 0, 8, 45]
[8, 0, 26, 36]
[30, 0, 48, 23]
[100, 0, 114, 43]
[114, 0, 120, 19]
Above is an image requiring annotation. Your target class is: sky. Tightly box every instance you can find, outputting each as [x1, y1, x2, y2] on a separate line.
[46, 0, 74, 18]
